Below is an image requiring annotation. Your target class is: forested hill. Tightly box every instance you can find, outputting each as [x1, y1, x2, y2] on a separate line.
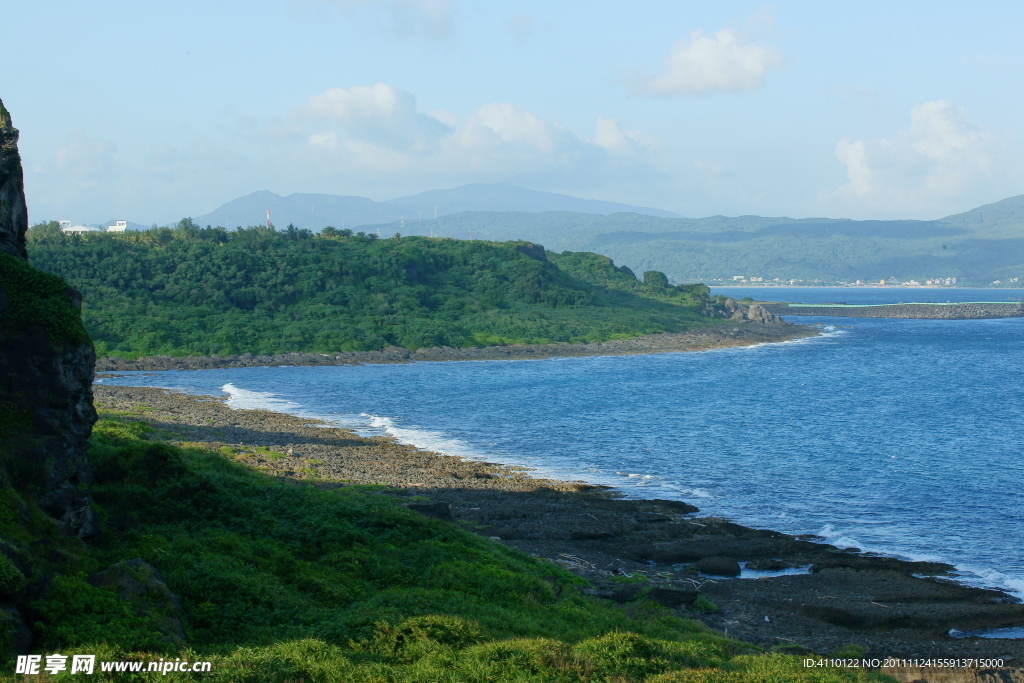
[26, 221, 716, 359]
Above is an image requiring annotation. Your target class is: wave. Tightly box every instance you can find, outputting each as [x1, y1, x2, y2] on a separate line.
[221, 383, 303, 413]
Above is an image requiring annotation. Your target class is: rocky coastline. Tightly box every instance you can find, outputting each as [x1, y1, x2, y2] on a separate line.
[95, 322, 815, 373]
[93, 384, 1024, 682]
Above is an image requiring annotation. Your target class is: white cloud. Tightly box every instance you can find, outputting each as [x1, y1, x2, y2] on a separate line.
[631, 27, 782, 96]
[299, 82, 452, 150]
[280, 84, 663, 190]
[833, 100, 993, 209]
[593, 116, 660, 155]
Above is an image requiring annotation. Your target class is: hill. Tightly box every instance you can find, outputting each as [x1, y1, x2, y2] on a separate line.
[26, 221, 720, 359]
[190, 183, 679, 231]
[353, 195, 1024, 286]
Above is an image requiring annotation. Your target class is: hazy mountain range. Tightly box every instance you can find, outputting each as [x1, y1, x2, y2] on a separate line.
[191, 183, 681, 229]
[357, 194, 1024, 286]
[99, 183, 1024, 286]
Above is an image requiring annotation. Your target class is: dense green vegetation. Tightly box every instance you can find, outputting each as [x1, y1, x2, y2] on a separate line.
[0, 409, 888, 682]
[26, 221, 717, 359]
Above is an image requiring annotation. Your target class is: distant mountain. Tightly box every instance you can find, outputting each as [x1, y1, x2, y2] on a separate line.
[385, 183, 680, 219]
[190, 184, 679, 229]
[354, 195, 1024, 286]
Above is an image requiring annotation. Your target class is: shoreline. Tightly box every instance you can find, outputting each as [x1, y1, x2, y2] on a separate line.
[94, 322, 815, 372]
[92, 383, 1024, 672]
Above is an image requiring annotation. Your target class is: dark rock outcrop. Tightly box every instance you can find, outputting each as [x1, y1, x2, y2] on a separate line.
[0, 97, 96, 537]
[0, 100, 27, 260]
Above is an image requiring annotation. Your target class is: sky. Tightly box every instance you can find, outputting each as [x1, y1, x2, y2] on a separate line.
[3, 1, 1023, 225]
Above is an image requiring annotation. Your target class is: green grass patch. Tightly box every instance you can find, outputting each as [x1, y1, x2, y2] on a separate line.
[0, 412, 894, 682]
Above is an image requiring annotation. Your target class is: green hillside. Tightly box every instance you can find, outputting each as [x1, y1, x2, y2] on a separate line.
[0, 405, 887, 681]
[355, 195, 1024, 286]
[26, 221, 717, 359]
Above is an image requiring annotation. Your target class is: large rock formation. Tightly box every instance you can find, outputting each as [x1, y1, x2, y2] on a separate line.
[0, 97, 96, 537]
[0, 101, 28, 260]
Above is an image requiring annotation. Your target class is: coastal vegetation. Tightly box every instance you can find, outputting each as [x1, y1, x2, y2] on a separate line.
[0, 404, 889, 682]
[26, 220, 719, 359]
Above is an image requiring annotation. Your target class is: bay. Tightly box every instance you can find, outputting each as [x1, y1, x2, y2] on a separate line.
[99, 287, 1024, 596]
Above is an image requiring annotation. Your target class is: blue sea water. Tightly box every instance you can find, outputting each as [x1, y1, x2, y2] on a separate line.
[99, 288, 1024, 596]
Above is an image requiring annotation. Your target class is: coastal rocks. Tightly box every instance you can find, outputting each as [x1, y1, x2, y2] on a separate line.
[745, 304, 780, 324]
[695, 556, 742, 577]
[811, 552, 953, 576]
[0, 98, 96, 537]
[92, 384, 1024, 661]
[93, 324, 815, 373]
[87, 558, 186, 647]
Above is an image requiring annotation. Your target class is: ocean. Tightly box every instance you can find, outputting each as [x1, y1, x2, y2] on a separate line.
[98, 287, 1024, 597]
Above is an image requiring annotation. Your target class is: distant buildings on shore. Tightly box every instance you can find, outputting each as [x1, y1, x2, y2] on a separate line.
[713, 275, 963, 287]
[59, 220, 127, 234]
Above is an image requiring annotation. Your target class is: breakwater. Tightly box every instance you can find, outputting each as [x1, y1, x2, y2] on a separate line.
[761, 301, 1022, 319]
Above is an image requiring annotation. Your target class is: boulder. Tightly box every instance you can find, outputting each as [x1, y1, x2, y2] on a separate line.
[694, 556, 741, 577]
[746, 304, 781, 324]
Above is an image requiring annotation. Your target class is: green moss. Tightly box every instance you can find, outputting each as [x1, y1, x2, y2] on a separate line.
[0, 251, 90, 346]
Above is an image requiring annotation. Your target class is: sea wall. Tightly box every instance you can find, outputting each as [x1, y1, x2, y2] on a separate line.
[761, 302, 1022, 319]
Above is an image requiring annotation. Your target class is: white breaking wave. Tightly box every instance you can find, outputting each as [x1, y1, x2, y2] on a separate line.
[221, 383, 303, 413]
[360, 414, 486, 462]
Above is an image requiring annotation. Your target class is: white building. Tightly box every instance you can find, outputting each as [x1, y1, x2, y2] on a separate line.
[106, 220, 127, 233]
[59, 220, 100, 234]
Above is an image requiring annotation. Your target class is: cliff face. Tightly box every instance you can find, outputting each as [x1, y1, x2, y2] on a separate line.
[0, 101, 27, 260]
[0, 97, 96, 537]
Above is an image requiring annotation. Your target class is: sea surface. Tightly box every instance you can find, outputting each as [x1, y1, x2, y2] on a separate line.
[99, 287, 1024, 597]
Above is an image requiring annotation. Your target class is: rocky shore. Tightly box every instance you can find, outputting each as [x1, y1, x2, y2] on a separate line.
[93, 385, 1024, 682]
[94, 322, 814, 372]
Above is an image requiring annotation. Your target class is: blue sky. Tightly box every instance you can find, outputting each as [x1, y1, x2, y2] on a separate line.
[3, 1, 1022, 224]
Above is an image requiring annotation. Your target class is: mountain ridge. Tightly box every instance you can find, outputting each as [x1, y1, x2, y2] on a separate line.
[190, 183, 681, 230]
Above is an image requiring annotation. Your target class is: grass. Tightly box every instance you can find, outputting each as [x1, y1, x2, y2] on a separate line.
[0, 412, 893, 682]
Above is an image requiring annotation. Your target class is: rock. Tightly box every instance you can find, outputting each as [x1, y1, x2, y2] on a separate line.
[407, 502, 454, 521]
[650, 499, 699, 514]
[87, 558, 186, 646]
[0, 101, 28, 259]
[695, 556, 741, 577]
[811, 553, 953, 576]
[746, 304, 781, 324]
[0, 98, 97, 537]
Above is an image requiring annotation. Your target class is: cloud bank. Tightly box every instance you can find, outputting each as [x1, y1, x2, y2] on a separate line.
[833, 100, 994, 211]
[282, 83, 663, 190]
